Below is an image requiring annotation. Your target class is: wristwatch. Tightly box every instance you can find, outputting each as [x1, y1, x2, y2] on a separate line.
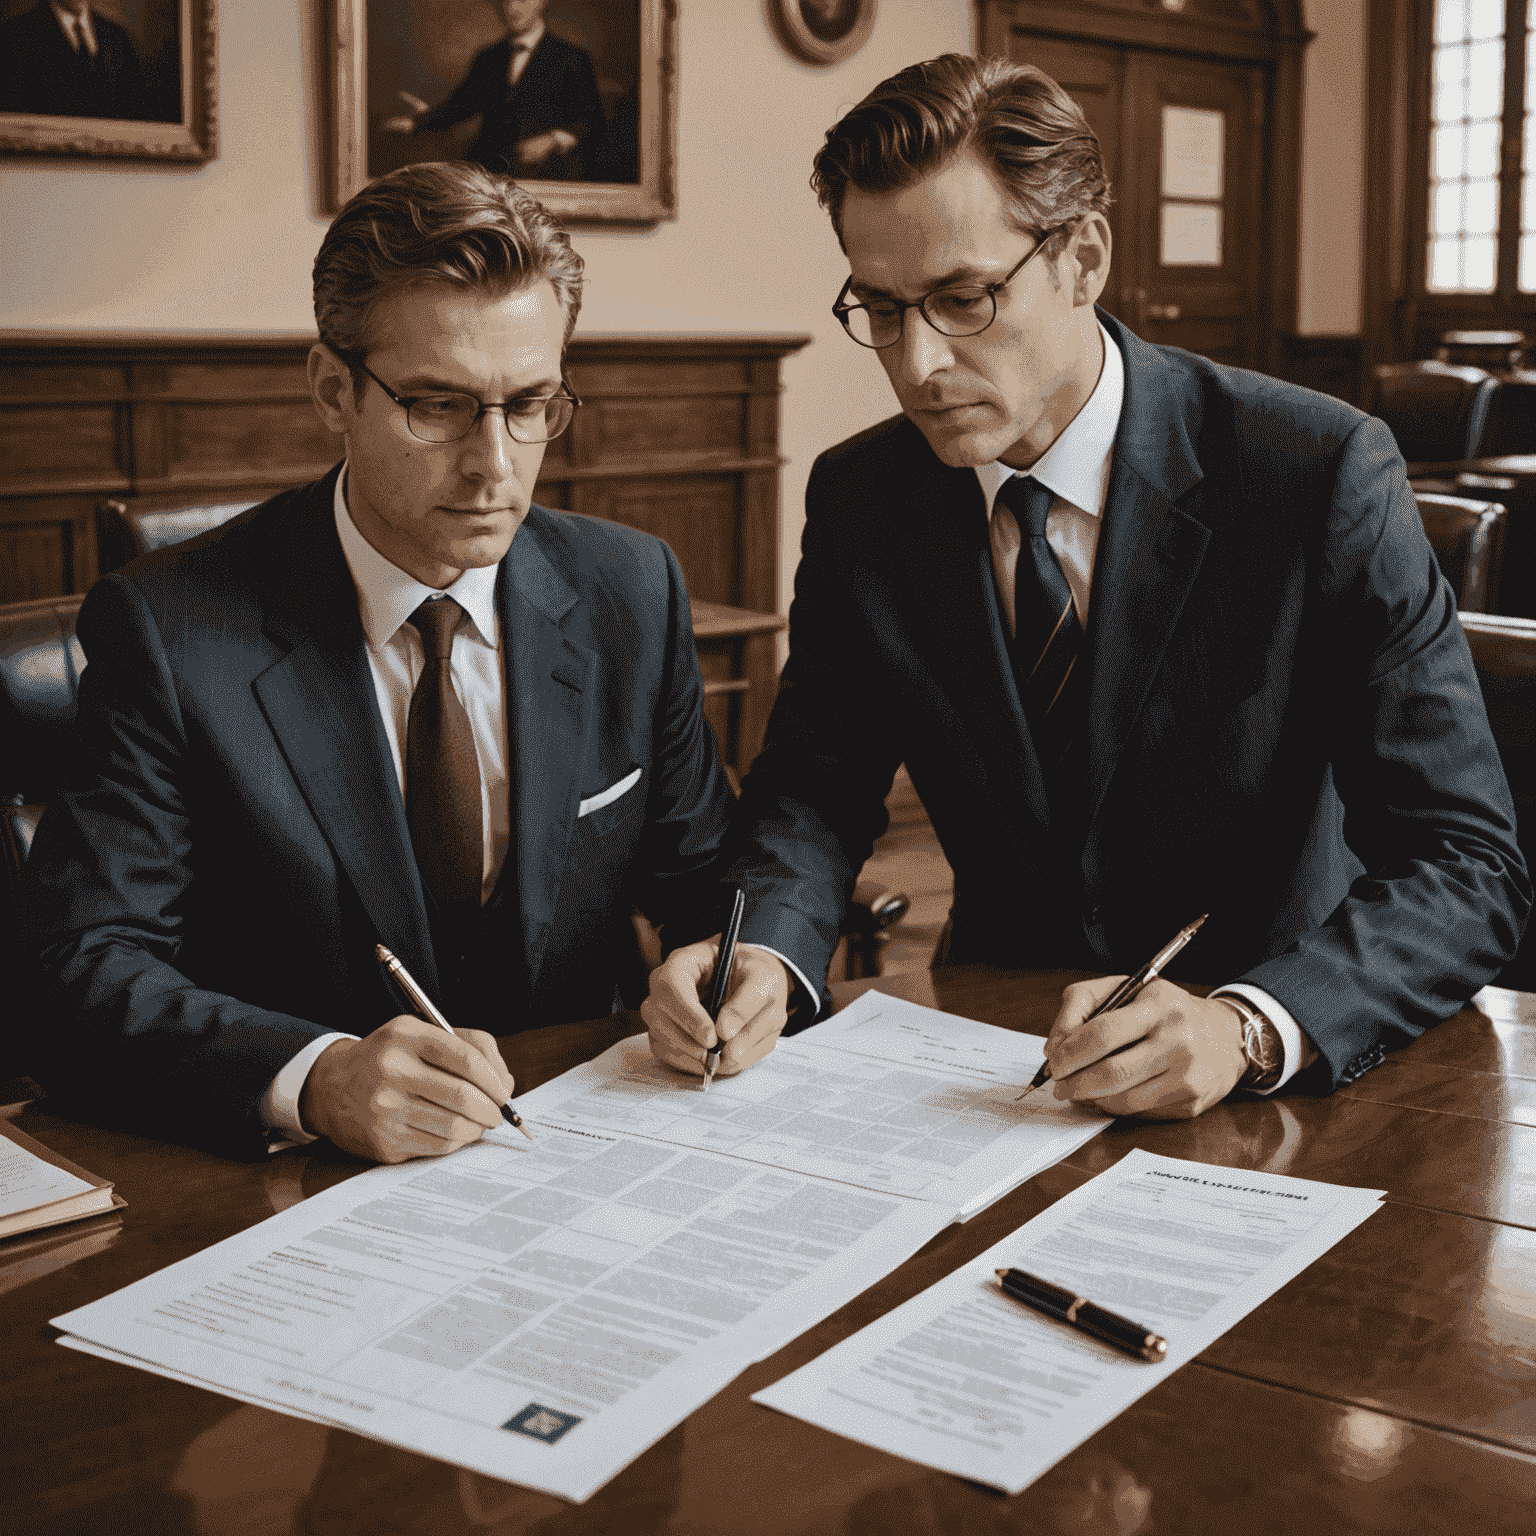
[1215, 994, 1283, 1091]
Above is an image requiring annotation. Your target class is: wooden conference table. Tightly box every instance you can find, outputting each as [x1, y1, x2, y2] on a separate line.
[3, 967, 1534, 1535]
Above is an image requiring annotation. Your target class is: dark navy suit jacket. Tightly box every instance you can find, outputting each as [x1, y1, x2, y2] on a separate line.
[732, 312, 1531, 1089]
[0, 2, 145, 119]
[22, 468, 735, 1155]
[420, 30, 603, 181]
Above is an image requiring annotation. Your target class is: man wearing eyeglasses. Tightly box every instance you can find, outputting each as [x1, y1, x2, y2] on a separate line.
[23, 162, 736, 1161]
[644, 53, 1528, 1117]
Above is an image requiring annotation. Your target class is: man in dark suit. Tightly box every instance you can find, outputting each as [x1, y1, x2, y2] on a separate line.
[385, 0, 602, 181]
[642, 54, 1530, 1116]
[0, 0, 146, 120]
[23, 161, 735, 1161]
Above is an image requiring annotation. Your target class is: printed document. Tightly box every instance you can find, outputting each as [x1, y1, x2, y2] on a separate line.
[753, 1148, 1385, 1494]
[53, 1111, 950, 1502]
[528, 992, 1108, 1219]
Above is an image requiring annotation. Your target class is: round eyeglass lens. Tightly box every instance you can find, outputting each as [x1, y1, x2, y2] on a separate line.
[404, 392, 577, 444]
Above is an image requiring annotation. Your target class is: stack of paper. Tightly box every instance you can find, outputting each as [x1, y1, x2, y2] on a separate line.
[50, 998, 1110, 1501]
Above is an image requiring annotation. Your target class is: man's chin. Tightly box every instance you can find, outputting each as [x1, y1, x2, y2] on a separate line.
[910, 416, 1010, 469]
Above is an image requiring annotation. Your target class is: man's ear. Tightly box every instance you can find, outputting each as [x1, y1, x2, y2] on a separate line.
[307, 343, 355, 436]
[1067, 214, 1113, 308]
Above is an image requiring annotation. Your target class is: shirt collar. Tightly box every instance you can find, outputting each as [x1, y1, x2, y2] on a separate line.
[509, 21, 544, 54]
[333, 466, 500, 650]
[974, 319, 1125, 519]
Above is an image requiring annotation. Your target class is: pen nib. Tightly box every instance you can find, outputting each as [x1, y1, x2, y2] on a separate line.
[517, 1121, 534, 1142]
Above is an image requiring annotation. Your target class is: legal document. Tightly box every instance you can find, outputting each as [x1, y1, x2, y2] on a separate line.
[53, 1110, 950, 1501]
[52, 997, 1110, 1500]
[753, 1148, 1385, 1494]
[530, 992, 1108, 1219]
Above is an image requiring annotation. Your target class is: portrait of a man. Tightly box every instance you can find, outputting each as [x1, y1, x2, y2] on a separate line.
[0, 0, 181, 123]
[368, 0, 639, 185]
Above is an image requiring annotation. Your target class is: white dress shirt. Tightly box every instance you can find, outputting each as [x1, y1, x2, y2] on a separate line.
[976, 323, 1306, 1093]
[260, 468, 513, 1144]
[51, 2, 97, 56]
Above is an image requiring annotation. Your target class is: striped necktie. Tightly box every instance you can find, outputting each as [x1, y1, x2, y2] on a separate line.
[996, 474, 1085, 813]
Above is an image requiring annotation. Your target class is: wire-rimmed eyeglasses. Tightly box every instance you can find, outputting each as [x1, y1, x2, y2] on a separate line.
[831, 222, 1076, 350]
[344, 353, 582, 444]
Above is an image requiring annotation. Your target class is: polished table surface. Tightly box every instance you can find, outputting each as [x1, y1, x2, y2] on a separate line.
[3, 968, 1535, 1535]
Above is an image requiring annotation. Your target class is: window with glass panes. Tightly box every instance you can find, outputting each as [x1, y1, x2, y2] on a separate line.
[1424, 0, 1536, 296]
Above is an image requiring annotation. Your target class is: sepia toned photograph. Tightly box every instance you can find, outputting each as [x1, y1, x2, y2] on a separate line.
[329, 0, 674, 223]
[0, 0, 215, 160]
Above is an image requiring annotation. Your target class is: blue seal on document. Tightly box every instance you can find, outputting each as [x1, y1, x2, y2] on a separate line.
[504, 1403, 582, 1443]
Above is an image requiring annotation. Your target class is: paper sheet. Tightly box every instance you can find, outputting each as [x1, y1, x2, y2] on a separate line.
[52, 1119, 950, 1502]
[523, 994, 1108, 1219]
[0, 1131, 95, 1217]
[753, 1149, 1385, 1494]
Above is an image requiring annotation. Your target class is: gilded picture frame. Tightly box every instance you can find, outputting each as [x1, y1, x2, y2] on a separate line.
[770, 0, 876, 67]
[0, 0, 217, 162]
[326, 0, 677, 224]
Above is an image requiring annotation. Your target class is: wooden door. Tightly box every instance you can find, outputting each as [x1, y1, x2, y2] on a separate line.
[1001, 37, 1270, 369]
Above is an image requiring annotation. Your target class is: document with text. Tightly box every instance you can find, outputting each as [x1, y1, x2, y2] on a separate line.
[753, 1148, 1385, 1494]
[52, 1110, 951, 1502]
[525, 992, 1108, 1221]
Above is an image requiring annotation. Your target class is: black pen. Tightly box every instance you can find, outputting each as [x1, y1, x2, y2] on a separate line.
[702, 887, 746, 1092]
[994, 1268, 1168, 1362]
[1019, 913, 1208, 1098]
[375, 944, 532, 1140]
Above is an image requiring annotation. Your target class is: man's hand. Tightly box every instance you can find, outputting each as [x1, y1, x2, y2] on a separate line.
[1043, 977, 1248, 1120]
[641, 939, 792, 1080]
[514, 130, 564, 168]
[299, 1016, 515, 1163]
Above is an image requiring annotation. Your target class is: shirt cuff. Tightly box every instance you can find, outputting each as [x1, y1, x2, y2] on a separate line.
[1212, 984, 1306, 1093]
[260, 1032, 359, 1148]
[739, 942, 821, 1021]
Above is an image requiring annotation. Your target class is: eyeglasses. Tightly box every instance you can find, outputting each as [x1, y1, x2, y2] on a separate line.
[345, 354, 581, 444]
[831, 223, 1076, 350]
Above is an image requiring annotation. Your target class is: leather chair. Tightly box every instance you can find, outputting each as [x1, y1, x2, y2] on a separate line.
[1461, 612, 1536, 992]
[95, 497, 258, 573]
[1475, 371, 1536, 457]
[1410, 491, 1507, 612]
[1365, 361, 1498, 469]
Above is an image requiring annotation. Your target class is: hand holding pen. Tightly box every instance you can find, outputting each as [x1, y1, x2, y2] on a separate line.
[702, 887, 746, 1090]
[376, 945, 532, 1140]
[1020, 914, 1208, 1104]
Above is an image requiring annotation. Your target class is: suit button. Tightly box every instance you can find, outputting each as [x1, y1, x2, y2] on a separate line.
[1084, 904, 1103, 926]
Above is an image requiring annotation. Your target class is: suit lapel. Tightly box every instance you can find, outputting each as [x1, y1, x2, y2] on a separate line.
[250, 470, 439, 994]
[496, 511, 595, 996]
[1082, 316, 1212, 829]
[888, 431, 1054, 839]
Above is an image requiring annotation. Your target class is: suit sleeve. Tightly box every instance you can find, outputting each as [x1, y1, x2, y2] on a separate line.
[419, 49, 498, 132]
[1236, 415, 1530, 1085]
[21, 576, 334, 1158]
[630, 543, 738, 949]
[726, 460, 905, 997]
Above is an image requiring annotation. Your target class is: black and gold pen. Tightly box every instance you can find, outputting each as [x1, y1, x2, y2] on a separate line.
[994, 1268, 1168, 1361]
[702, 887, 746, 1091]
[375, 944, 532, 1140]
[1019, 913, 1208, 1098]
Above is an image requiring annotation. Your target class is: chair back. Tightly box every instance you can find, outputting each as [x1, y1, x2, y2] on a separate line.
[1476, 370, 1536, 457]
[1412, 491, 1506, 612]
[1462, 612, 1536, 991]
[0, 594, 86, 805]
[96, 498, 258, 572]
[1366, 361, 1497, 465]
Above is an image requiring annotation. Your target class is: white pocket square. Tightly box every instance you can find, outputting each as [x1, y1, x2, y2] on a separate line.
[578, 767, 643, 817]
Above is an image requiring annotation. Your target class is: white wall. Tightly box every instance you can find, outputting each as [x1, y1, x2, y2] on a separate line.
[1297, 0, 1366, 335]
[0, 0, 1367, 607]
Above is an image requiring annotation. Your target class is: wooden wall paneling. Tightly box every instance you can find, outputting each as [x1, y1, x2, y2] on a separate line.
[0, 330, 810, 775]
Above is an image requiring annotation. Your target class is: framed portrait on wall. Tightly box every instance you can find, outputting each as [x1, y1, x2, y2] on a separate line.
[0, 0, 216, 161]
[771, 0, 876, 66]
[327, 0, 676, 224]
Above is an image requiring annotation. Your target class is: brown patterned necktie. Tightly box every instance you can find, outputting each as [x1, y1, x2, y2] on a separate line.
[405, 596, 483, 914]
[996, 475, 1086, 811]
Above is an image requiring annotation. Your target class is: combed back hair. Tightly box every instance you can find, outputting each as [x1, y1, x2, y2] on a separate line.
[313, 161, 584, 382]
[812, 53, 1112, 262]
